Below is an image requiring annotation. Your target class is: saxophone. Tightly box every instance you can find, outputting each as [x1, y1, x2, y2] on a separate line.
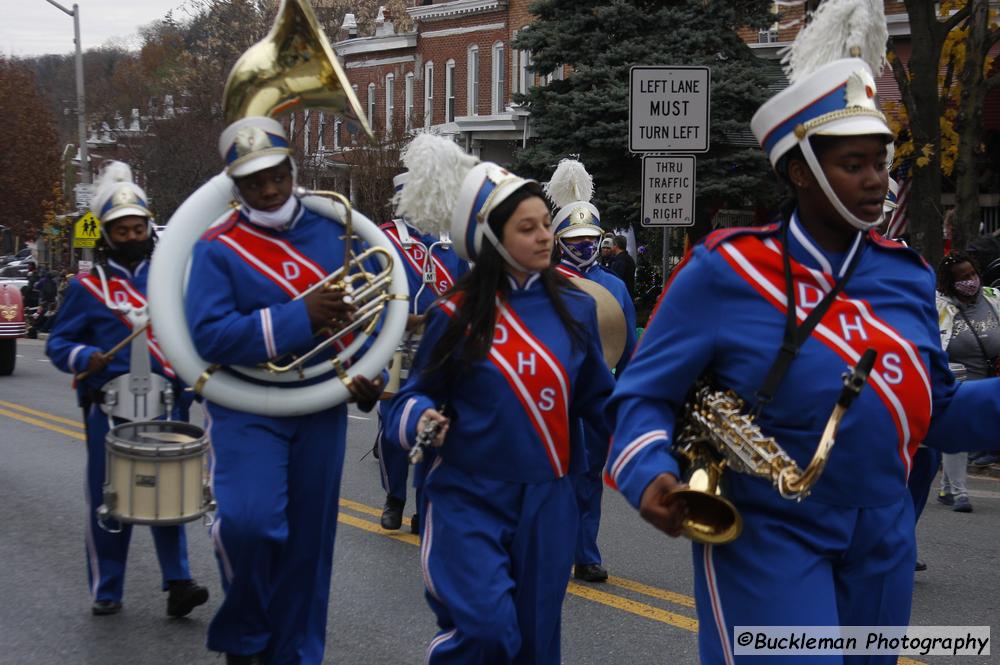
[667, 348, 878, 544]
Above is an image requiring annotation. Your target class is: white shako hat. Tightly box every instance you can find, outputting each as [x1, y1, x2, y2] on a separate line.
[544, 158, 602, 240]
[392, 172, 408, 195]
[91, 161, 153, 226]
[396, 133, 535, 268]
[219, 116, 292, 178]
[750, 0, 894, 231]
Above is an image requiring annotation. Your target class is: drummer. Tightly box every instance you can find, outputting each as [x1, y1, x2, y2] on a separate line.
[45, 161, 208, 617]
[376, 172, 468, 532]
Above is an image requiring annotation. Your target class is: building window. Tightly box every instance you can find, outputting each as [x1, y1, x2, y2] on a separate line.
[519, 49, 533, 94]
[405, 73, 414, 132]
[317, 111, 326, 152]
[367, 83, 376, 129]
[491, 42, 505, 114]
[424, 61, 434, 128]
[467, 45, 479, 116]
[385, 73, 395, 135]
[445, 59, 456, 122]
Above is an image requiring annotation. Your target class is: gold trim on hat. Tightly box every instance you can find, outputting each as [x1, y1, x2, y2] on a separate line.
[793, 107, 890, 140]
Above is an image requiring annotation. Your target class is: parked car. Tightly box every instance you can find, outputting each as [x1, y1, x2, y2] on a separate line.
[0, 279, 26, 375]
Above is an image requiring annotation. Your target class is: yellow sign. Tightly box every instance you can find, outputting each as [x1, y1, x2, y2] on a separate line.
[73, 213, 101, 248]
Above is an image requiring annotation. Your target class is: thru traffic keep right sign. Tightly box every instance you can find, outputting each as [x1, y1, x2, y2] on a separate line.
[641, 156, 695, 227]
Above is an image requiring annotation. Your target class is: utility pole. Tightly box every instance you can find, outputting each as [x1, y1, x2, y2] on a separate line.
[43, 0, 89, 185]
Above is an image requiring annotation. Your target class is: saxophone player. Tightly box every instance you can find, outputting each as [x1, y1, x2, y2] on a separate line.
[605, 3, 1000, 663]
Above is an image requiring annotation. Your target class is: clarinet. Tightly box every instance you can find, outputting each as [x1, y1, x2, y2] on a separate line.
[408, 411, 445, 464]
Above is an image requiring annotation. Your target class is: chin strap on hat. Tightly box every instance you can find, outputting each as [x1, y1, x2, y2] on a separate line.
[797, 133, 883, 232]
[480, 224, 532, 274]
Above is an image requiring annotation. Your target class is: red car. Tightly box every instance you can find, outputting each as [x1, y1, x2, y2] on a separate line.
[0, 280, 26, 375]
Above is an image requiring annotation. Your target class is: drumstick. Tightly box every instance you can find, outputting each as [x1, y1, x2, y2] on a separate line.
[74, 323, 151, 382]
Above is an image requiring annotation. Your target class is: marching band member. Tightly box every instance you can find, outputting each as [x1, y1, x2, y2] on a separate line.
[188, 116, 383, 665]
[604, 3, 1000, 663]
[377, 171, 468, 531]
[46, 161, 208, 617]
[386, 134, 614, 664]
[545, 158, 637, 583]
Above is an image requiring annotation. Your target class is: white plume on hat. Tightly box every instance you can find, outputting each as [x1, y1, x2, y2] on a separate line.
[544, 159, 593, 209]
[780, 0, 887, 83]
[93, 161, 136, 206]
[396, 133, 479, 237]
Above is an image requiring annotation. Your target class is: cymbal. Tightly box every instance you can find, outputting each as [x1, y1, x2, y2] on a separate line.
[567, 277, 628, 368]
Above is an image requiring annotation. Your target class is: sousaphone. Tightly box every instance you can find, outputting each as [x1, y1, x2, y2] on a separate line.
[148, 0, 408, 417]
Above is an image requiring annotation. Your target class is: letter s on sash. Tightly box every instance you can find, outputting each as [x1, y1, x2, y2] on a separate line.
[537, 387, 556, 412]
[882, 352, 903, 384]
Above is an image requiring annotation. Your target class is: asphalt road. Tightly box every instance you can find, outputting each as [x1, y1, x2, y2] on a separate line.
[1, 338, 997, 665]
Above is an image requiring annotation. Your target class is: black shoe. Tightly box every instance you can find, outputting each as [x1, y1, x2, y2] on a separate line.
[91, 599, 122, 616]
[573, 564, 609, 583]
[936, 491, 954, 506]
[225, 654, 266, 665]
[409, 512, 420, 535]
[915, 559, 927, 572]
[380, 496, 405, 530]
[166, 579, 209, 617]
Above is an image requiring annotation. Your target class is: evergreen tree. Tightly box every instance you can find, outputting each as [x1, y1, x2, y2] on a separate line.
[514, 0, 779, 243]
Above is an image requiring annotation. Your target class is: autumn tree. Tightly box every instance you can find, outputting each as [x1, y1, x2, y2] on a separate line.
[885, 0, 1000, 264]
[0, 58, 66, 248]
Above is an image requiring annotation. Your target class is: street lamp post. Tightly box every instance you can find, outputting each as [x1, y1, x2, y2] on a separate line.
[43, 0, 89, 186]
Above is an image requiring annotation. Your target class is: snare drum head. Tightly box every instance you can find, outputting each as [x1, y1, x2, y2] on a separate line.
[107, 420, 207, 456]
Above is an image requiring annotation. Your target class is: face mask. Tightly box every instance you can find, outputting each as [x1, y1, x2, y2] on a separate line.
[245, 194, 298, 230]
[560, 238, 599, 268]
[954, 276, 981, 298]
[110, 238, 153, 264]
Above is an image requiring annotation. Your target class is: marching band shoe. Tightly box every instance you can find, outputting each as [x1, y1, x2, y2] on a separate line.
[409, 512, 420, 535]
[91, 599, 122, 616]
[225, 653, 266, 665]
[166, 579, 209, 617]
[380, 495, 405, 530]
[914, 559, 927, 572]
[574, 564, 609, 583]
[952, 496, 973, 513]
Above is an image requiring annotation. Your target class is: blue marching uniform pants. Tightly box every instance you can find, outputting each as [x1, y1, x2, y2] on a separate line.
[83, 404, 191, 602]
[377, 401, 409, 503]
[692, 494, 915, 665]
[907, 446, 941, 521]
[572, 469, 603, 566]
[421, 463, 578, 665]
[206, 403, 346, 665]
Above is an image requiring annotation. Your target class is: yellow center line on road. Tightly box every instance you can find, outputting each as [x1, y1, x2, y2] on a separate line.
[0, 407, 84, 441]
[607, 575, 696, 609]
[0, 399, 83, 428]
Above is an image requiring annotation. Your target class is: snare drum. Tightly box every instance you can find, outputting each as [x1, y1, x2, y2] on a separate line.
[97, 420, 214, 526]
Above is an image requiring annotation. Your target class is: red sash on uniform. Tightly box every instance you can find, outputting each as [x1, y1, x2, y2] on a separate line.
[78, 273, 176, 378]
[217, 221, 355, 352]
[383, 224, 457, 296]
[438, 294, 572, 477]
[718, 234, 933, 476]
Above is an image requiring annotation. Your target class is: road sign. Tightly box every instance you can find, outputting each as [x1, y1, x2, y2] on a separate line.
[629, 66, 710, 153]
[641, 156, 695, 227]
[73, 212, 101, 248]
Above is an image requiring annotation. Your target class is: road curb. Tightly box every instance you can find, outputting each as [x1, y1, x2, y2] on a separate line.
[968, 464, 1000, 479]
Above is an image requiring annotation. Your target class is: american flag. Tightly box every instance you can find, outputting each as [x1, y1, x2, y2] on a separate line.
[885, 159, 912, 239]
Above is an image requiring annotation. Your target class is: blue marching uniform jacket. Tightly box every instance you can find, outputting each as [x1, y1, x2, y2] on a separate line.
[605, 215, 1000, 664]
[377, 220, 468, 504]
[557, 260, 637, 567]
[386, 274, 614, 664]
[46, 259, 192, 603]
[186, 203, 361, 664]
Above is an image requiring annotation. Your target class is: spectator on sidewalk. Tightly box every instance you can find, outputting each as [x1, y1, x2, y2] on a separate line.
[609, 235, 636, 298]
[935, 251, 1000, 511]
